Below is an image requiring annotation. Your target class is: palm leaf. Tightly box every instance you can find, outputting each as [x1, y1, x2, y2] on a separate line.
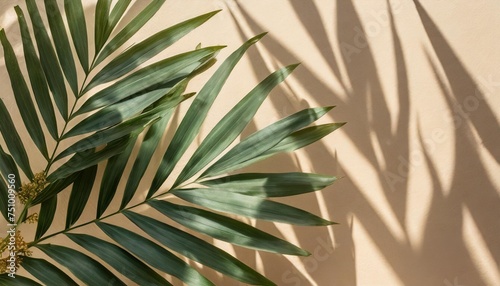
[149, 33, 266, 197]
[0, 2, 343, 285]
[14, 6, 58, 140]
[98, 222, 214, 285]
[149, 200, 310, 256]
[67, 233, 171, 286]
[0, 29, 49, 159]
[0, 100, 33, 179]
[64, 0, 89, 73]
[65, 165, 98, 228]
[94, 0, 165, 66]
[25, 0, 68, 119]
[201, 172, 337, 197]
[44, 0, 78, 95]
[36, 244, 126, 285]
[201, 106, 334, 178]
[0, 274, 41, 285]
[88, 10, 220, 88]
[22, 257, 78, 286]
[174, 64, 299, 187]
[172, 189, 335, 226]
[124, 211, 276, 285]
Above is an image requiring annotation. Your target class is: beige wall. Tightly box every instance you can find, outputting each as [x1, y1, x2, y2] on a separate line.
[1, 0, 499, 285]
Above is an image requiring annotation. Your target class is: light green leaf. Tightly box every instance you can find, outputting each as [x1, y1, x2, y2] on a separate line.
[0, 29, 49, 159]
[96, 133, 138, 218]
[219, 122, 345, 174]
[25, 0, 68, 120]
[201, 172, 337, 197]
[201, 106, 334, 178]
[48, 137, 128, 181]
[89, 10, 220, 87]
[124, 211, 276, 286]
[149, 200, 309, 256]
[67, 233, 172, 286]
[35, 195, 57, 240]
[95, 0, 165, 66]
[36, 244, 126, 286]
[44, 0, 78, 95]
[78, 46, 221, 113]
[175, 64, 299, 187]
[0, 99, 33, 179]
[173, 189, 334, 226]
[149, 33, 266, 197]
[32, 172, 79, 205]
[98, 222, 214, 286]
[66, 165, 98, 228]
[15, 6, 58, 140]
[22, 257, 78, 286]
[94, 0, 111, 54]
[0, 274, 42, 285]
[64, 0, 89, 73]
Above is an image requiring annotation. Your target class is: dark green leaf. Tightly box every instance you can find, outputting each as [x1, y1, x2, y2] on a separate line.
[89, 10, 220, 87]
[32, 172, 79, 205]
[35, 195, 57, 240]
[36, 244, 126, 286]
[124, 211, 276, 286]
[149, 33, 266, 197]
[0, 145, 20, 183]
[0, 178, 9, 221]
[0, 29, 49, 159]
[201, 106, 334, 178]
[64, 0, 89, 72]
[44, 0, 78, 95]
[201, 172, 337, 197]
[175, 64, 298, 187]
[96, 133, 137, 218]
[173, 189, 334, 226]
[98, 222, 214, 286]
[67, 233, 171, 286]
[25, 0, 68, 119]
[66, 165, 98, 228]
[0, 274, 41, 285]
[149, 200, 309, 256]
[94, 0, 111, 54]
[15, 6, 58, 139]
[0, 99, 33, 179]
[66, 79, 186, 138]
[57, 113, 159, 160]
[78, 46, 221, 113]
[95, 0, 165, 66]
[108, 0, 132, 33]
[48, 137, 128, 181]
[23, 257, 78, 286]
[121, 81, 189, 208]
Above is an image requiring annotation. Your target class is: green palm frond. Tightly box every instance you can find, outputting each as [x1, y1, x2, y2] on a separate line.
[0, 1, 344, 285]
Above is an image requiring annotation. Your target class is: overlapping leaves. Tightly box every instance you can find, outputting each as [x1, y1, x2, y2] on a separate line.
[0, 1, 343, 285]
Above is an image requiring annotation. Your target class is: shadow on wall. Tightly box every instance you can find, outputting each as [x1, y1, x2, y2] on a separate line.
[226, 0, 500, 285]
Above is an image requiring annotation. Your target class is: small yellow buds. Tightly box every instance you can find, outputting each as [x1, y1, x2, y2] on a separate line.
[25, 213, 39, 224]
[18, 172, 48, 204]
[0, 231, 32, 274]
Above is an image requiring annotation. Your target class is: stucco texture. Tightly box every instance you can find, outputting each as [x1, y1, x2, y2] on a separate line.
[1, 0, 499, 285]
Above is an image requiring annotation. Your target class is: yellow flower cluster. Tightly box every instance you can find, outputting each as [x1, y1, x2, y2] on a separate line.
[25, 213, 39, 224]
[18, 172, 48, 204]
[0, 231, 32, 274]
